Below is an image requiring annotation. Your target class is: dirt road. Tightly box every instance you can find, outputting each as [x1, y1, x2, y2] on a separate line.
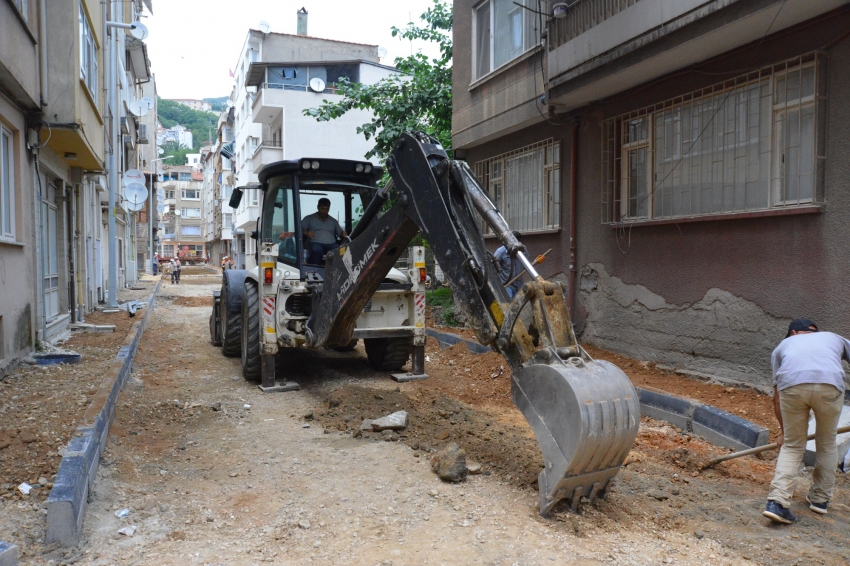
[68, 281, 850, 565]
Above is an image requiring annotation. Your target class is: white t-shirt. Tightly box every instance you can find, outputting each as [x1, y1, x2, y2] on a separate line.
[771, 331, 850, 391]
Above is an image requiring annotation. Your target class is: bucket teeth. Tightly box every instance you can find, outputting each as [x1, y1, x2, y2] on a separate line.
[512, 357, 639, 516]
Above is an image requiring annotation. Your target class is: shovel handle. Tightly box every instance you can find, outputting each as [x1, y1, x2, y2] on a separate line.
[704, 424, 850, 468]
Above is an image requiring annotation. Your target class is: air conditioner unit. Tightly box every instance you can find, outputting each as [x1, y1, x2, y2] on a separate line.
[123, 134, 134, 149]
[138, 124, 149, 144]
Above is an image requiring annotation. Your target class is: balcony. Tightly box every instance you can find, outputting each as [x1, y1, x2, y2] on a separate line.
[545, 0, 839, 111]
[253, 140, 284, 174]
[252, 82, 340, 125]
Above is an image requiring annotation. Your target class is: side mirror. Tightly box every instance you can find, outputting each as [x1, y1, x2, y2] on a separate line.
[250, 230, 259, 241]
[229, 188, 243, 208]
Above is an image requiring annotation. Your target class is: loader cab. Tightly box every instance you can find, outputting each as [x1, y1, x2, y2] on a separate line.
[255, 158, 382, 278]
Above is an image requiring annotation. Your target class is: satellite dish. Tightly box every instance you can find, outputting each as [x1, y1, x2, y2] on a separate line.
[128, 100, 148, 117]
[174, 209, 182, 217]
[158, 147, 165, 155]
[378, 47, 388, 60]
[309, 77, 326, 93]
[140, 97, 155, 110]
[130, 21, 149, 40]
[123, 169, 145, 186]
[125, 182, 149, 212]
[259, 20, 270, 34]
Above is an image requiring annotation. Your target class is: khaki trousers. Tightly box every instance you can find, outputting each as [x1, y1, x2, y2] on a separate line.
[768, 383, 844, 507]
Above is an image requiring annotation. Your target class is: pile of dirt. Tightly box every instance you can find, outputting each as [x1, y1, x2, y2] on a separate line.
[172, 296, 213, 308]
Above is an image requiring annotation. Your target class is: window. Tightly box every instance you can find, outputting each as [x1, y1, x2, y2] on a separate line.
[79, 4, 98, 98]
[1, 127, 15, 241]
[181, 207, 201, 218]
[473, 0, 540, 80]
[602, 54, 825, 223]
[181, 226, 201, 236]
[182, 189, 199, 199]
[165, 190, 174, 199]
[179, 173, 191, 181]
[474, 139, 561, 233]
[223, 213, 232, 228]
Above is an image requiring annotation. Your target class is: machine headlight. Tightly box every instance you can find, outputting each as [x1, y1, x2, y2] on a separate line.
[311, 160, 320, 170]
[355, 163, 364, 173]
[364, 164, 372, 173]
[301, 160, 311, 170]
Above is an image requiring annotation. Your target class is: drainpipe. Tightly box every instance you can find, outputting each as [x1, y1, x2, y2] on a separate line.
[38, 0, 48, 108]
[65, 181, 77, 323]
[568, 119, 579, 317]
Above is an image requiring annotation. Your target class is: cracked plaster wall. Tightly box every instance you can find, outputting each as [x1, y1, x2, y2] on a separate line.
[578, 264, 794, 388]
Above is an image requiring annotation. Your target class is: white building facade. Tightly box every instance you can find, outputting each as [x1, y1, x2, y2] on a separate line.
[227, 28, 399, 270]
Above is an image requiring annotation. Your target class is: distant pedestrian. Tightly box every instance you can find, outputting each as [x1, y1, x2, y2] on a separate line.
[174, 258, 182, 284]
[493, 231, 525, 299]
[763, 319, 850, 524]
[169, 259, 177, 284]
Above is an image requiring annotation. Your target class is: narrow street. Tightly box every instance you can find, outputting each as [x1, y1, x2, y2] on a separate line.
[52, 281, 847, 565]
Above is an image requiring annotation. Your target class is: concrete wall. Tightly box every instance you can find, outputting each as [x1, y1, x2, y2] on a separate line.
[451, 0, 545, 150]
[0, 93, 38, 374]
[458, 13, 850, 390]
[0, 0, 40, 110]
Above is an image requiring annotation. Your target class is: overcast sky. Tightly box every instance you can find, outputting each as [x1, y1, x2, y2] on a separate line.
[145, 0, 449, 100]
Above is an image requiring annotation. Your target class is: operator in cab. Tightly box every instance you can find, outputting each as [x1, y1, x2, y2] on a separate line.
[302, 197, 347, 264]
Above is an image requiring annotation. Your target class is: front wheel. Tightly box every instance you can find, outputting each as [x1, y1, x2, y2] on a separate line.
[241, 280, 262, 381]
[220, 280, 242, 357]
[364, 337, 411, 371]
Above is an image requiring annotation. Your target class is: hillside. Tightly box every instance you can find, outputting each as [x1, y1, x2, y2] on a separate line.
[204, 96, 229, 112]
[157, 97, 218, 164]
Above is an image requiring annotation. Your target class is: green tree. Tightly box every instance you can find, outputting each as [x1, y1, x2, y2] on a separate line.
[157, 98, 218, 163]
[303, 0, 452, 161]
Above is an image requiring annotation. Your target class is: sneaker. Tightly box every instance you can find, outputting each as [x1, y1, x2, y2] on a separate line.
[806, 495, 829, 515]
[763, 500, 797, 524]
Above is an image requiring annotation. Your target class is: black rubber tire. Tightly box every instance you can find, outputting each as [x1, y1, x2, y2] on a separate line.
[364, 337, 411, 371]
[332, 339, 358, 352]
[220, 282, 242, 358]
[241, 280, 262, 382]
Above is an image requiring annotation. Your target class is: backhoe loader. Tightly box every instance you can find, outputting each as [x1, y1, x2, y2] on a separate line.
[210, 132, 639, 515]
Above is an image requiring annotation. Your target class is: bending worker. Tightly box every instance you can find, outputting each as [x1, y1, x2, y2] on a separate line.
[302, 197, 346, 264]
[763, 318, 850, 524]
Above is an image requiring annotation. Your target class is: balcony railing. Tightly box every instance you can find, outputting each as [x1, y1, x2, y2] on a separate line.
[549, 0, 640, 50]
[258, 82, 340, 95]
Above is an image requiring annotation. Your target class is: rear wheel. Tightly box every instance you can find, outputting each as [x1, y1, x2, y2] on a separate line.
[241, 280, 262, 381]
[220, 282, 241, 357]
[364, 337, 411, 371]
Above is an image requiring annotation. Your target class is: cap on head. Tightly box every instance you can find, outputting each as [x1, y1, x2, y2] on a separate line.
[512, 230, 522, 241]
[786, 318, 818, 338]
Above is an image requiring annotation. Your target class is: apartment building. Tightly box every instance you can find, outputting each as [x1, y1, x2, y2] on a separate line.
[453, 0, 850, 389]
[227, 22, 398, 270]
[159, 165, 205, 261]
[0, 0, 41, 371]
[167, 98, 213, 113]
[0, 0, 156, 367]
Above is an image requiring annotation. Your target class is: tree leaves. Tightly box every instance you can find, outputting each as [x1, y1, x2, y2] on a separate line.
[303, 0, 452, 161]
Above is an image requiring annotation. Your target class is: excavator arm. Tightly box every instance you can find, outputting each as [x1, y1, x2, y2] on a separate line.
[307, 132, 639, 515]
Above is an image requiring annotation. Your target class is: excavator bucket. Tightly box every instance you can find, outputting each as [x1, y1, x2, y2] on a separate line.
[512, 357, 639, 515]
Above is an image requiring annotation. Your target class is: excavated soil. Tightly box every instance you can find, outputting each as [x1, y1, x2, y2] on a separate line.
[2, 284, 850, 565]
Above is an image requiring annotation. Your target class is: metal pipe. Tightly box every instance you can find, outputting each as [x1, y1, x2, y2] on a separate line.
[65, 181, 76, 323]
[38, 0, 48, 108]
[106, 12, 124, 307]
[568, 119, 579, 316]
[451, 162, 523, 254]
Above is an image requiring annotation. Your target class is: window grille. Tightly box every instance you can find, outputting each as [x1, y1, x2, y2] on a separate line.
[474, 139, 561, 234]
[601, 53, 826, 224]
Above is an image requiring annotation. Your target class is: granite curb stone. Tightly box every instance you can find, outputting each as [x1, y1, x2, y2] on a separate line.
[45, 281, 161, 546]
[0, 541, 18, 566]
